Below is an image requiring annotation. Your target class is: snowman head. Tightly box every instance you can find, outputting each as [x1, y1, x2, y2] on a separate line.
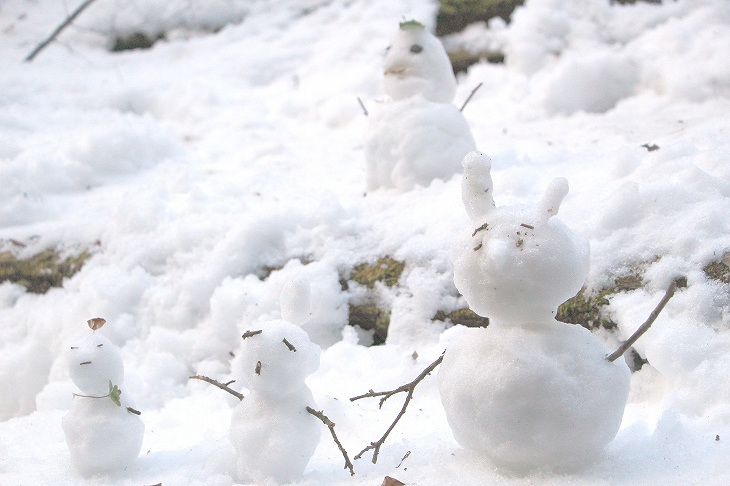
[66, 318, 124, 396]
[454, 152, 590, 323]
[240, 320, 320, 400]
[382, 20, 457, 103]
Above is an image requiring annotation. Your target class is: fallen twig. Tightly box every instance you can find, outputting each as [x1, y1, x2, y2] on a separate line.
[350, 352, 444, 463]
[459, 82, 483, 112]
[306, 407, 355, 476]
[607, 277, 686, 362]
[25, 0, 98, 62]
[189, 374, 244, 401]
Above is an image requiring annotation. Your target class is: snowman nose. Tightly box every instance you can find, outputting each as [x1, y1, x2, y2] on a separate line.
[385, 67, 408, 76]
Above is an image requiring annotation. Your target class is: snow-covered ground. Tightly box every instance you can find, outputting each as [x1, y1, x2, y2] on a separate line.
[1, 0, 730, 484]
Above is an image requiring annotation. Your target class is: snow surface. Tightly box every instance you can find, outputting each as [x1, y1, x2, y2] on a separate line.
[1, 0, 730, 484]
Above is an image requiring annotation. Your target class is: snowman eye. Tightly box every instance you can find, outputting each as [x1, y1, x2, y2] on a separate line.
[255, 361, 262, 375]
[70, 346, 78, 349]
[80, 361, 92, 365]
[410, 44, 423, 53]
[97, 344, 103, 347]
[282, 338, 297, 352]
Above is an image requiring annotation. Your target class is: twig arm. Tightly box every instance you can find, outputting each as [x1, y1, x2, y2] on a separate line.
[350, 352, 444, 463]
[306, 407, 355, 476]
[607, 278, 685, 362]
[25, 0, 98, 62]
[189, 375, 244, 401]
[459, 82, 483, 112]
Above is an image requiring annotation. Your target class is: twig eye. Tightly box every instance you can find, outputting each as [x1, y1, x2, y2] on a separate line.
[282, 338, 297, 352]
[97, 344, 103, 347]
[255, 361, 262, 375]
[70, 346, 78, 349]
[410, 44, 423, 53]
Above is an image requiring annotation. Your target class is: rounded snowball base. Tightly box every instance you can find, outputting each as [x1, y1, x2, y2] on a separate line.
[62, 399, 144, 475]
[438, 321, 630, 472]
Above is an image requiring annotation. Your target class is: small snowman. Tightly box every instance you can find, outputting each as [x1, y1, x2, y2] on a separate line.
[62, 318, 144, 475]
[230, 278, 322, 484]
[364, 20, 477, 192]
[438, 152, 630, 470]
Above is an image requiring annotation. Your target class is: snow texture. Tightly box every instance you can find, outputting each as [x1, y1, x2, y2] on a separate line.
[1, 0, 730, 484]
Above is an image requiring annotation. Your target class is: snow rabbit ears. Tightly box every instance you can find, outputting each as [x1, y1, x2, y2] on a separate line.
[461, 151, 569, 224]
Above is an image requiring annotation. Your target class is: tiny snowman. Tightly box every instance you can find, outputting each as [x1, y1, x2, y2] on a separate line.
[62, 318, 144, 475]
[364, 20, 477, 192]
[230, 278, 322, 484]
[438, 152, 630, 471]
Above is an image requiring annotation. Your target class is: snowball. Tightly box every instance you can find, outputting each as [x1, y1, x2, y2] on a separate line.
[438, 321, 630, 471]
[365, 96, 476, 192]
[452, 177, 589, 323]
[382, 21, 456, 103]
[66, 330, 124, 397]
[230, 320, 321, 483]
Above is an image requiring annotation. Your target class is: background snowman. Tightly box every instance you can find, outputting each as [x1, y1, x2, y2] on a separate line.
[62, 318, 144, 475]
[438, 152, 631, 471]
[364, 20, 476, 192]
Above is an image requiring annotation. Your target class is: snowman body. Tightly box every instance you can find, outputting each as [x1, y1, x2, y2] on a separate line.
[62, 328, 144, 474]
[230, 319, 321, 484]
[438, 152, 630, 470]
[365, 21, 476, 191]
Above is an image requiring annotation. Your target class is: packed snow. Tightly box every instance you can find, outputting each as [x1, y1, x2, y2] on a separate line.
[441, 154, 630, 470]
[1, 0, 730, 485]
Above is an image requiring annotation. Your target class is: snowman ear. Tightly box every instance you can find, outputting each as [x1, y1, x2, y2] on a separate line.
[461, 151, 495, 223]
[537, 177, 569, 221]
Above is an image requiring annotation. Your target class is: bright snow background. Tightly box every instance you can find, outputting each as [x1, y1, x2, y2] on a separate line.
[1, 0, 730, 484]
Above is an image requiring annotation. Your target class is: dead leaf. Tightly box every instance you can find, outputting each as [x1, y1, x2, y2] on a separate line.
[87, 317, 106, 330]
[382, 477, 405, 486]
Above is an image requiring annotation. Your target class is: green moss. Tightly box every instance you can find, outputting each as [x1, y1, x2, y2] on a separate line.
[111, 32, 164, 52]
[436, 0, 525, 36]
[350, 256, 405, 289]
[704, 260, 730, 284]
[348, 303, 390, 345]
[556, 287, 615, 330]
[448, 49, 504, 74]
[0, 248, 91, 294]
[433, 308, 489, 327]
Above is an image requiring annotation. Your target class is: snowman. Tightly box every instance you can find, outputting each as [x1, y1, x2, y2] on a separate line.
[62, 318, 144, 475]
[364, 20, 477, 192]
[230, 278, 322, 484]
[438, 152, 630, 471]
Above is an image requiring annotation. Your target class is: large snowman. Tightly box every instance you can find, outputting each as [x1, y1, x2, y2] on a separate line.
[62, 318, 144, 475]
[364, 20, 476, 192]
[438, 152, 630, 471]
[229, 278, 322, 484]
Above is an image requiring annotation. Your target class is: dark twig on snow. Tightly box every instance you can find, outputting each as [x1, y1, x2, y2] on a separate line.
[459, 82, 483, 112]
[306, 407, 355, 476]
[606, 277, 686, 362]
[357, 97, 369, 117]
[350, 352, 444, 463]
[25, 0, 98, 62]
[242, 329, 262, 339]
[189, 375, 244, 401]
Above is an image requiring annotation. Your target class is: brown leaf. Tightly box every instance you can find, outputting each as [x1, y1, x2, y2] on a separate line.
[87, 317, 106, 331]
[382, 477, 405, 486]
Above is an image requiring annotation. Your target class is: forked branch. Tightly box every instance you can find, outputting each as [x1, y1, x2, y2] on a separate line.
[25, 0, 98, 62]
[350, 352, 444, 463]
[189, 374, 244, 401]
[607, 277, 686, 362]
[306, 407, 355, 476]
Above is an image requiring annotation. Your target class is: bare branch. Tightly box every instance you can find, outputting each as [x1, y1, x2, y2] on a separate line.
[357, 97, 369, 117]
[607, 277, 685, 362]
[306, 407, 355, 476]
[25, 0, 98, 62]
[459, 82, 483, 112]
[350, 352, 444, 463]
[189, 375, 244, 401]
